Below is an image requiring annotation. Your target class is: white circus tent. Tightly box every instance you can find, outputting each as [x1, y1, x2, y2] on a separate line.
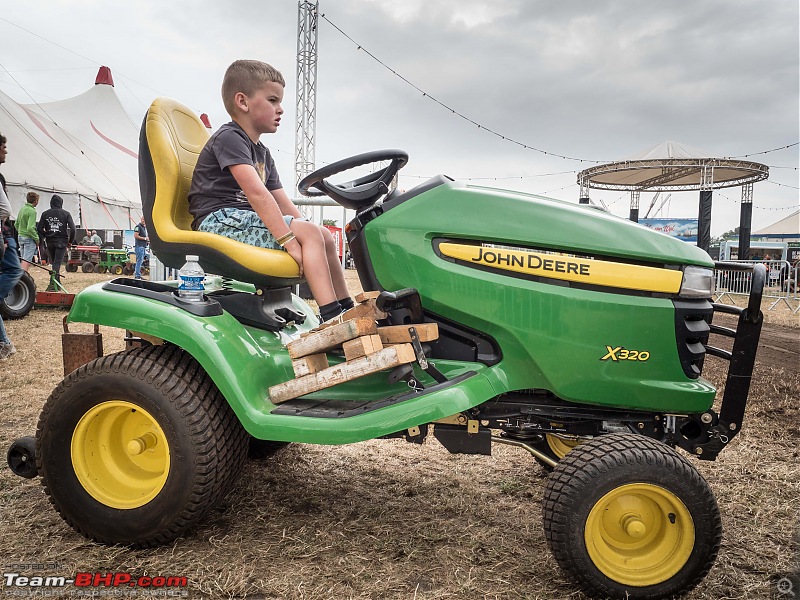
[0, 67, 141, 230]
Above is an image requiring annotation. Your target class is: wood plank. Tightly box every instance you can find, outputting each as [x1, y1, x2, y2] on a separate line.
[341, 299, 387, 322]
[355, 291, 381, 303]
[269, 343, 416, 404]
[377, 323, 439, 344]
[292, 353, 329, 377]
[342, 334, 384, 361]
[288, 317, 377, 359]
[313, 299, 388, 332]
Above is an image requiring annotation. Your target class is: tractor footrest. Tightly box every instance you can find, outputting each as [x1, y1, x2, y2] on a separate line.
[270, 371, 475, 418]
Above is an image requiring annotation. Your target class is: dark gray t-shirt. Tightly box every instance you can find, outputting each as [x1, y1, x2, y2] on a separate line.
[188, 121, 282, 229]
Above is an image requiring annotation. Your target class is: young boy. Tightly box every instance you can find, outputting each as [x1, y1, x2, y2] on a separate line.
[188, 60, 353, 322]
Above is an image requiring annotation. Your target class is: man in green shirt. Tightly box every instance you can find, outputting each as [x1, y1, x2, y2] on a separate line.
[16, 191, 39, 273]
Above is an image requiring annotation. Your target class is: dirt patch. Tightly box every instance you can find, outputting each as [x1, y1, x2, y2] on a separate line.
[1, 270, 798, 599]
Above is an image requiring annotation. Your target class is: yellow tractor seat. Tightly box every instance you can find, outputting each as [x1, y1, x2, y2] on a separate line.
[138, 97, 302, 287]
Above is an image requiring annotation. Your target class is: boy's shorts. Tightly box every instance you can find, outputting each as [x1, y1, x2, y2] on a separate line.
[18, 236, 38, 262]
[198, 208, 294, 250]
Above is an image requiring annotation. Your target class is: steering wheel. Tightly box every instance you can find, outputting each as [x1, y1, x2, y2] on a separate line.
[298, 149, 408, 210]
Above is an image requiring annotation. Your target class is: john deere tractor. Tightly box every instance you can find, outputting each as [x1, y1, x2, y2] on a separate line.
[7, 98, 764, 599]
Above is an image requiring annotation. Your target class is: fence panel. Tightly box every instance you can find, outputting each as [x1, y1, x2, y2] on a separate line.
[714, 260, 798, 312]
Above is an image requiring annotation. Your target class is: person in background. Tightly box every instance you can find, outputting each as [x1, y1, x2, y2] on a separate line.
[37, 194, 76, 288]
[90, 229, 102, 246]
[133, 216, 148, 280]
[16, 191, 40, 273]
[0, 132, 24, 360]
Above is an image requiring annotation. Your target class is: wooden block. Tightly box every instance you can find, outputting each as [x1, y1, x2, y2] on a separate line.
[341, 299, 387, 322]
[342, 334, 384, 361]
[269, 343, 416, 404]
[355, 291, 381, 303]
[292, 353, 329, 377]
[377, 323, 439, 344]
[288, 317, 377, 359]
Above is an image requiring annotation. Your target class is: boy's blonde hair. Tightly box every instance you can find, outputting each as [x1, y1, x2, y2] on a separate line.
[222, 60, 285, 116]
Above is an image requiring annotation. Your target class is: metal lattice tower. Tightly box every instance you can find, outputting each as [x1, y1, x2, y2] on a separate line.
[295, 0, 319, 219]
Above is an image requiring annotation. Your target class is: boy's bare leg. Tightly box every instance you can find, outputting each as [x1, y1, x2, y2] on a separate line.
[291, 220, 337, 305]
[321, 226, 350, 300]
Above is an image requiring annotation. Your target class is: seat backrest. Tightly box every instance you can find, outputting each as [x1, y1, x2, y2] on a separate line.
[139, 97, 301, 287]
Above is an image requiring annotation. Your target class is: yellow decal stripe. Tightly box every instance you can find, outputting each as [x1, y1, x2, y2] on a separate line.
[439, 243, 682, 294]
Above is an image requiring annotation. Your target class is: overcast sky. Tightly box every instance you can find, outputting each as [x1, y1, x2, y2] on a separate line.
[0, 0, 797, 236]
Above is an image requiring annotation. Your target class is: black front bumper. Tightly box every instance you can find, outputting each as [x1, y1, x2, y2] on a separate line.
[674, 262, 766, 460]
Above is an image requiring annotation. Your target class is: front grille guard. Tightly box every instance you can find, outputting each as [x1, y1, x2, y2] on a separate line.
[692, 262, 765, 458]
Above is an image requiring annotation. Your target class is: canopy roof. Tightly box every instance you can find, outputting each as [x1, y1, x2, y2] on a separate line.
[753, 210, 800, 239]
[0, 67, 141, 229]
[578, 141, 769, 192]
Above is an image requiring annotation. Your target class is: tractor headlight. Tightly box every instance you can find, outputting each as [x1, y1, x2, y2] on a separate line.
[679, 266, 715, 298]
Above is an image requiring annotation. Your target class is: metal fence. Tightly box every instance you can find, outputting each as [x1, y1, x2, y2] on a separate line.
[714, 260, 799, 313]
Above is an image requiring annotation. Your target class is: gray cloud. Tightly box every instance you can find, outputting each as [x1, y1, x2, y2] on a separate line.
[0, 0, 796, 234]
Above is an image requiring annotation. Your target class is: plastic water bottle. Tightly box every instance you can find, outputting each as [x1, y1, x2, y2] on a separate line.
[177, 255, 205, 302]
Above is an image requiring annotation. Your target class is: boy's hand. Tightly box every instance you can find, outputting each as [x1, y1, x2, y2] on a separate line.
[284, 238, 303, 276]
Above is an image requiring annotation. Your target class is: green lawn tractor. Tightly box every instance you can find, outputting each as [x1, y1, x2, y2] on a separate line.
[7, 98, 765, 600]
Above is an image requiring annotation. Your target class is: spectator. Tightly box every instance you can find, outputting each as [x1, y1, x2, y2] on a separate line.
[16, 191, 40, 273]
[90, 229, 102, 246]
[133, 216, 149, 280]
[0, 132, 23, 360]
[37, 194, 76, 288]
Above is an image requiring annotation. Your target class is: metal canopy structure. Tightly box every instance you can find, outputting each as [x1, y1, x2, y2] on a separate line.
[577, 141, 770, 256]
[295, 0, 319, 219]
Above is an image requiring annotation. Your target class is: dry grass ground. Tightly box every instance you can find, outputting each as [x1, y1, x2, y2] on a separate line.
[0, 269, 798, 599]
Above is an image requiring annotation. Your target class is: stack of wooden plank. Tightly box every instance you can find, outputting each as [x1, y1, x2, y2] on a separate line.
[268, 292, 438, 405]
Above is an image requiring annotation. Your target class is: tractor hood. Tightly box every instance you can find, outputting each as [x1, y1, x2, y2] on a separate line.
[396, 180, 714, 267]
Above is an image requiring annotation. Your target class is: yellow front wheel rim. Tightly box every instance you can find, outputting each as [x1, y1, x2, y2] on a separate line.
[585, 483, 695, 587]
[546, 434, 582, 458]
[71, 401, 170, 509]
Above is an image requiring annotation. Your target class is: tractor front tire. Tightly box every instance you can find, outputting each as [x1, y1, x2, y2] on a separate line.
[36, 345, 248, 547]
[542, 433, 721, 600]
[0, 272, 35, 319]
[81, 261, 95, 273]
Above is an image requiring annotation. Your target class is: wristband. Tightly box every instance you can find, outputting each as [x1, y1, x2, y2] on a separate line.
[277, 232, 296, 247]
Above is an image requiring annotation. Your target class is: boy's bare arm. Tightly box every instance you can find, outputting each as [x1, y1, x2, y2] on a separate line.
[229, 163, 304, 273]
[229, 164, 292, 238]
[272, 188, 302, 219]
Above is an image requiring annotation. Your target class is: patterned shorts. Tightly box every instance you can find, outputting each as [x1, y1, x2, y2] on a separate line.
[198, 208, 294, 251]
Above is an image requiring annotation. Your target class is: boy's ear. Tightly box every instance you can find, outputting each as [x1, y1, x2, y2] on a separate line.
[234, 92, 248, 113]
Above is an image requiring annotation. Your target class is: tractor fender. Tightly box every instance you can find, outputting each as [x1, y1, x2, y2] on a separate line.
[66, 282, 297, 431]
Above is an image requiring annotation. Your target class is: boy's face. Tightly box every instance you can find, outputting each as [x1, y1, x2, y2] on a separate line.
[238, 81, 284, 135]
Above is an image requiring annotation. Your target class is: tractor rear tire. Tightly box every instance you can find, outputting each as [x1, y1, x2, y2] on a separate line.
[542, 433, 721, 600]
[36, 345, 248, 547]
[66, 263, 78, 272]
[122, 264, 134, 276]
[82, 262, 95, 273]
[112, 265, 124, 275]
[0, 272, 35, 319]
